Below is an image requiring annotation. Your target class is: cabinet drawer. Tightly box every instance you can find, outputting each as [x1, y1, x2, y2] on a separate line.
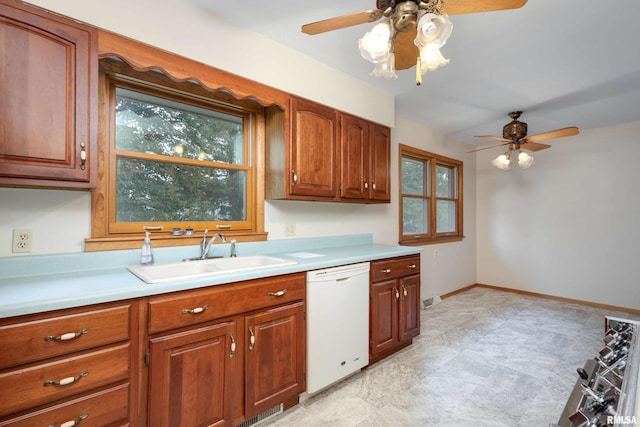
[371, 255, 420, 282]
[148, 273, 306, 334]
[0, 344, 129, 418]
[0, 304, 131, 370]
[0, 382, 129, 427]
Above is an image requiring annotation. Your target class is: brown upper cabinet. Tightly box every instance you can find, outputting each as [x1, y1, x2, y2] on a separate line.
[289, 97, 340, 199]
[266, 96, 391, 203]
[340, 114, 391, 203]
[0, 0, 98, 188]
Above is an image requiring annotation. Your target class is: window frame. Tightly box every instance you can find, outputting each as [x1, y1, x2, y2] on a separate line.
[86, 59, 267, 251]
[399, 144, 464, 245]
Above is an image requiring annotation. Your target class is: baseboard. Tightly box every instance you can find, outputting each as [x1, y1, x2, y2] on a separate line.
[440, 283, 640, 315]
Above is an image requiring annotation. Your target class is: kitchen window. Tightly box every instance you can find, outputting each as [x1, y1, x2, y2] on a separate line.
[87, 59, 266, 250]
[399, 144, 463, 245]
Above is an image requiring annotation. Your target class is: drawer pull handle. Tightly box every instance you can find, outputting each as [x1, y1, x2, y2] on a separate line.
[407, 264, 417, 269]
[394, 287, 400, 301]
[44, 328, 89, 342]
[267, 289, 287, 297]
[291, 169, 298, 185]
[403, 286, 408, 297]
[182, 304, 210, 314]
[230, 333, 236, 358]
[44, 371, 88, 387]
[381, 268, 391, 274]
[48, 413, 88, 427]
[248, 326, 255, 351]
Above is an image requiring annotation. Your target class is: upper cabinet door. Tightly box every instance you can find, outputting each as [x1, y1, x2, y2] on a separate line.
[368, 123, 391, 202]
[0, 1, 97, 188]
[289, 97, 338, 199]
[340, 114, 369, 200]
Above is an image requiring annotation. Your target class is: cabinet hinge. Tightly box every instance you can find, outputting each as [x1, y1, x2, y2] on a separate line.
[144, 348, 150, 367]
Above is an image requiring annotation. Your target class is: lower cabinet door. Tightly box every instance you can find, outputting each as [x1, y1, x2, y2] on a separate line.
[244, 302, 305, 418]
[370, 279, 399, 357]
[399, 274, 421, 342]
[148, 321, 237, 427]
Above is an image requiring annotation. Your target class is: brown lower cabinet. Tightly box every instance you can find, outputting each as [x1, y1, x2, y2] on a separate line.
[369, 255, 421, 364]
[145, 273, 306, 427]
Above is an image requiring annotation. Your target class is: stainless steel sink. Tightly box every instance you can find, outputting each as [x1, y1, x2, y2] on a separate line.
[128, 255, 297, 284]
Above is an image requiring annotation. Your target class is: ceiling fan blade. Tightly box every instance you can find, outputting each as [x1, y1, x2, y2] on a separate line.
[520, 142, 551, 152]
[442, 0, 528, 15]
[474, 135, 512, 142]
[394, 29, 420, 70]
[467, 142, 510, 153]
[301, 10, 382, 35]
[525, 126, 579, 143]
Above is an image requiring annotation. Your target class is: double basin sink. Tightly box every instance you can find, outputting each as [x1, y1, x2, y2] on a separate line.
[128, 255, 298, 284]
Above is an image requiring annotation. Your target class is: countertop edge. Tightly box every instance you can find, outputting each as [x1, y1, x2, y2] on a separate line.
[0, 242, 422, 319]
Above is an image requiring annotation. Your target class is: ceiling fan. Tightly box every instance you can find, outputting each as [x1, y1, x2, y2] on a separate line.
[470, 111, 580, 169]
[301, 0, 529, 74]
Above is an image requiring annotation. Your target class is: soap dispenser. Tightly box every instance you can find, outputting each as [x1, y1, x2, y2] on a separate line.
[140, 232, 154, 265]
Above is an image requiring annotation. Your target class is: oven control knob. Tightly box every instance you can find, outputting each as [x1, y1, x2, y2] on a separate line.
[577, 368, 589, 380]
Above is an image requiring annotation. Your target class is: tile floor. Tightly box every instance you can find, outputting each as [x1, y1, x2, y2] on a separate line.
[263, 287, 640, 427]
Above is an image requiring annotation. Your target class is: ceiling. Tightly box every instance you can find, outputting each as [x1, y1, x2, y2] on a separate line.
[198, 0, 640, 147]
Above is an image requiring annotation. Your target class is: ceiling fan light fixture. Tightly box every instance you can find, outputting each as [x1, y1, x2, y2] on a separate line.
[358, 21, 392, 63]
[419, 46, 449, 73]
[492, 152, 511, 170]
[517, 150, 534, 168]
[370, 51, 398, 79]
[414, 13, 453, 50]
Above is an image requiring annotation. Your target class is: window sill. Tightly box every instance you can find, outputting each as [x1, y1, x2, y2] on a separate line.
[85, 232, 268, 252]
[399, 235, 464, 246]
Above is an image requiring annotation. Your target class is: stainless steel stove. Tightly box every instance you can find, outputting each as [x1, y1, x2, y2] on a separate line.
[555, 317, 639, 427]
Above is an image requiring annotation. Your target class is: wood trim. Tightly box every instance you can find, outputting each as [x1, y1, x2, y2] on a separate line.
[97, 29, 289, 110]
[441, 283, 640, 315]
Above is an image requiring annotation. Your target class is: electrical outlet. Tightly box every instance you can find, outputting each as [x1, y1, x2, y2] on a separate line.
[433, 249, 439, 260]
[12, 229, 32, 253]
[284, 222, 296, 237]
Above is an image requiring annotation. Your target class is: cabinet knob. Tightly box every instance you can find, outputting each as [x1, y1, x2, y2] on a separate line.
[80, 143, 87, 170]
[47, 413, 88, 427]
[372, 182, 377, 192]
[291, 169, 298, 185]
[44, 371, 88, 387]
[407, 264, 417, 269]
[248, 326, 255, 350]
[394, 287, 400, 301]
[181, 304, 210, 314]
[229, 333, 236, 358]
[363, 180, 368, 189]
[381, 268, 391, 274]
[44, 328, 89, 342]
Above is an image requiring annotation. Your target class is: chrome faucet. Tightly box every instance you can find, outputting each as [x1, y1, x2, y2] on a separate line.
[200, 232, 226, 259]
[230, 240, 237, 257]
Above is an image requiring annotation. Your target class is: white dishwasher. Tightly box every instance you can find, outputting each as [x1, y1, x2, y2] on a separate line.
[306, 262, 370, 394]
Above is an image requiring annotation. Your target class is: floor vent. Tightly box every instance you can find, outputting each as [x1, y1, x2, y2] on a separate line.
[423, 296, 442, 309]
[236, 404, 283, 427]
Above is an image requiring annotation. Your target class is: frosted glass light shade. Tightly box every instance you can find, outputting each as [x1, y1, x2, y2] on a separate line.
[359, 22, 392, 63]
[492, 153, 511, 170]
[518, 151, 535, 168]
[414, 13, 453, 50]
[370, 52, 398, 79]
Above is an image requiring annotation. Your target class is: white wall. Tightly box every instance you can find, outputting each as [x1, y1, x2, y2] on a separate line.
[476, 121, 640, 310]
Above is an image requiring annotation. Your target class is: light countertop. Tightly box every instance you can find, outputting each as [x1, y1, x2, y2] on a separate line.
[0, 234, 421, 318]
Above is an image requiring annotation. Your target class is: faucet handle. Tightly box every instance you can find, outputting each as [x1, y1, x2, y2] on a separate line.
[230, 240, 237, 257]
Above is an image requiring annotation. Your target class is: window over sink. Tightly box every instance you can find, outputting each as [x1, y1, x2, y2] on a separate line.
[87, 58, 267, 250]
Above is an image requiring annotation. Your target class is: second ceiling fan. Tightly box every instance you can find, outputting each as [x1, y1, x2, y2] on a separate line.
[302, 0, 528, 78]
